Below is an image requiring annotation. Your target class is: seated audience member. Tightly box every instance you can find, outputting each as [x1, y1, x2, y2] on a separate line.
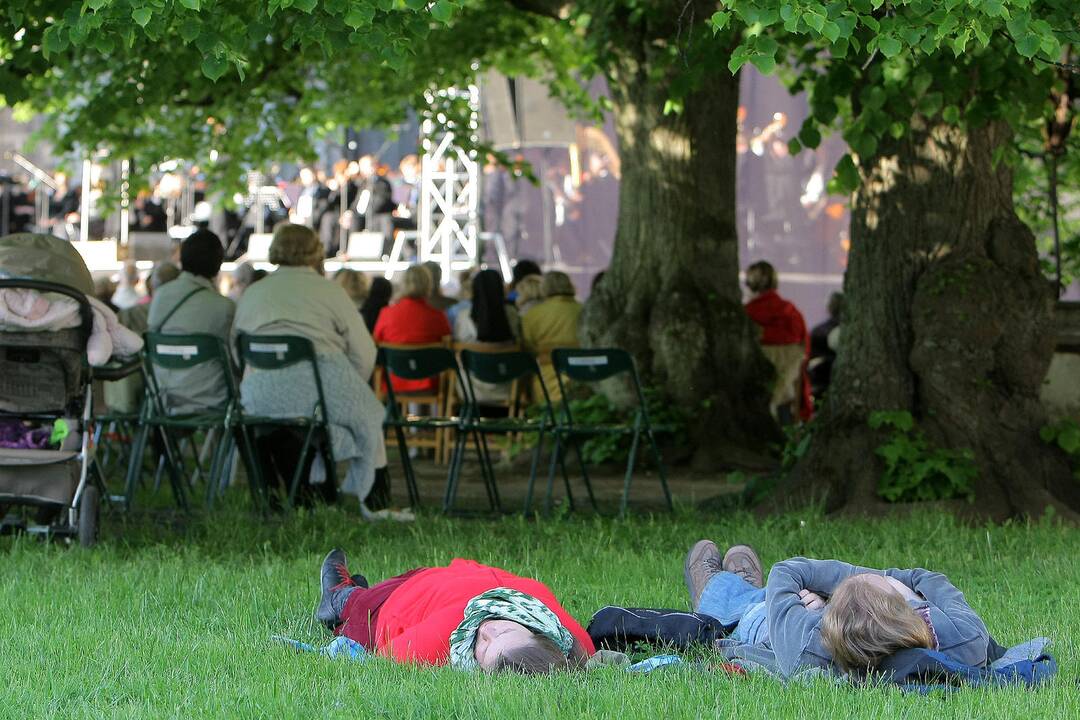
[315, 549, 594, 672]
[743, 261, 812, 423]
[105, 262, 180, 414]
[422, 260, 456, 312]
[228, 261, 266, 301]
[446, 268, 475, 328]
[360, 276, 393, 333]
[808, 292, 843, 400]
[147, 229, 235, 413]
[684, 541, 991, 678]
[373, 264, 451, 394]
[232, 224, 391, 511]
[522, 272, 582, 402]
[335, 268, 370, 310]
[507, 259, 542, 304]
[454, 269, 520, 409]
[514, 274, 544, 316]
[111, 261, 144, 310]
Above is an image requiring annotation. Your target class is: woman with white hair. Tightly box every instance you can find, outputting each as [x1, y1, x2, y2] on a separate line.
[232, 223, 391, 512]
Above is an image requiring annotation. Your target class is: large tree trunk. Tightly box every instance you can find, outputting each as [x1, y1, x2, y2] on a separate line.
[782, 117, 1080, 520]
[580, 33, 778, 465]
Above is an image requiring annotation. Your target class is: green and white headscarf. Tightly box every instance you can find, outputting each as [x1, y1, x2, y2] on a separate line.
[448, 587, 575, 670]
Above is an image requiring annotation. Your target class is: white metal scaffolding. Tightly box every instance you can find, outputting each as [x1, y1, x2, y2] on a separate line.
[416, 85, 482, 283]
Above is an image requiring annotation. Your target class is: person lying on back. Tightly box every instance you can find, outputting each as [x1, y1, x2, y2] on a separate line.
[315, 549, 595, 673]
[683, 541, 990, 677]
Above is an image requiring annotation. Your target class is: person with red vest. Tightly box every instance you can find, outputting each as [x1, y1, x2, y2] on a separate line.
[315, 550, 595, 673]
[372, 264, 452, 393]
[743, 261, 813, 422]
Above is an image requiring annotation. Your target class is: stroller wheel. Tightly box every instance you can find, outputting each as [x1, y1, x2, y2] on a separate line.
[77, 485, 100, 548]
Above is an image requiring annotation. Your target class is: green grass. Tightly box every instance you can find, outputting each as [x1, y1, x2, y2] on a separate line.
[2, 507, 1077, 719]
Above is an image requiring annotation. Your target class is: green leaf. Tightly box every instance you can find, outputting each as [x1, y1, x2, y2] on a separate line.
[201, 54, 230, 81]
[132, 8, 153, 27]
[405, 0, 427, 7]
[877, 35, 902, 58]
[798, 123, 822, 149]
[918, 91, 944, 116]
[829, 154, 860, 195]
[344, 5, 375, 29]
[754, 36, 778, 57]
[711, 11, 730, 32]
[179, 0, 201, 10]
[787, 137, 803, 155]
[1040, 425, 1057, 443]
[1015, 33, 1041, 59]
[294, 0, 319, 11]
[804, 10, 825, 33]
[431, 0, 453, 23]
[179, 20, 201, 42]
[1006, 11, 1031, 38]
[942, 105, 961, 124]
[87, 0, 108, 10]
[821, 21, 841, 44]
[750, 53, 776, 74]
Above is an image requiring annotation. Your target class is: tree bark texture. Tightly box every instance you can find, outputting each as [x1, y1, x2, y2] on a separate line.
[579, 24, 779, 465]
[785, 117, 1080, 520]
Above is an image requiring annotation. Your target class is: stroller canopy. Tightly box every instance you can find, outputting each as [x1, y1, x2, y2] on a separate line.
[0, 233, 94, 296]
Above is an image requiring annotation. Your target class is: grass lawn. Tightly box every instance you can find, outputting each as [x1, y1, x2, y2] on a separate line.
[2, 506, 1076, 719]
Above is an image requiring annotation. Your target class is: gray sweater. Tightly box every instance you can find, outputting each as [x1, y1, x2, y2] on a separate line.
[723, 557, 990, 678]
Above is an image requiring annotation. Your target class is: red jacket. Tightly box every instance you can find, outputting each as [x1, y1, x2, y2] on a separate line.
[745, 290, 813, 421]
[373, 296, 452, 393]
[374, 559, 596, 664]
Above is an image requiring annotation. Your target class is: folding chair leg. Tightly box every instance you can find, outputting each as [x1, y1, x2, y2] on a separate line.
[287, 423, 320, 509]
[620, 429, 643, 518]
[544, 434, 564, 515]
[158, 428, 189, 511]
[235, 427, 268, 513]
[646, 429, 673, 511]
[442, 428, 469, 513]
[568, 436, 598, 512]
[474, 431, 501, 512]
[393, 424, 421, 508]
[522, 428, 546, 515]
[123, 422, 151, 510]
[204, 429, 231, 509]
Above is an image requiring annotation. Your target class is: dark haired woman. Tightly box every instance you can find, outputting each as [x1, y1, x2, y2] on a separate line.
[453, 268, 520, 410]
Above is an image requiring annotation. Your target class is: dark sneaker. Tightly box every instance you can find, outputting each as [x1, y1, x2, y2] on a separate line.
[684, 540, 724, 611]
[350, 574, 369, 589]
[722, 545, 764, 589]
[316, 549, 355, 629]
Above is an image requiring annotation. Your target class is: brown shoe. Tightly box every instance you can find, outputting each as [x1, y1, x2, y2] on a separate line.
[684, 539, 724, 610]
[722, 545, 764, 588]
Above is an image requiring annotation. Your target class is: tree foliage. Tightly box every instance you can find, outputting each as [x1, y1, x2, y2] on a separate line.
[0, 1, 587, 191]
[714, 1, 1080, 193]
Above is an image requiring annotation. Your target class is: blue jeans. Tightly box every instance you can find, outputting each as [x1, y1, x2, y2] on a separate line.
[697, 571, 769, 645]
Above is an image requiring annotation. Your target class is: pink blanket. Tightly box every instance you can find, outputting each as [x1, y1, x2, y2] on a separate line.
[0, 288, 143, 366]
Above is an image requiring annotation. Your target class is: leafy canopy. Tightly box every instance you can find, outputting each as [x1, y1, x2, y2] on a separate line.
[712, 1, 1080, 192]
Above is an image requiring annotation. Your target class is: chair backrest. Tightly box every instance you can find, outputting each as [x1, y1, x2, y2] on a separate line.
[235, 333, 328, 415]
[142, 331, 238, 413]
[236, 334, 317, 371]
[378, 345, 459, 381]
[145, 332, 230, 372]
[460, 348, 539, 385]
[551, 348, 636, 383]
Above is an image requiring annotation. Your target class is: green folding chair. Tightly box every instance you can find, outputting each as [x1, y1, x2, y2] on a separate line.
[457, 348, 565, 515]
[549, 348, 673, 516]
[127, 332, 253, 510]
[379, 346, 491, 511]
[235, 334, 335, 510]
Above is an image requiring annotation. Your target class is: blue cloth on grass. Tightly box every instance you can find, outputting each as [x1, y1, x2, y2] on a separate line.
[273, 635, 367, 661]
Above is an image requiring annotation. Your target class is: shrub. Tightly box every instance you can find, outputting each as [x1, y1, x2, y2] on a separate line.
[869, 411, 977, 503]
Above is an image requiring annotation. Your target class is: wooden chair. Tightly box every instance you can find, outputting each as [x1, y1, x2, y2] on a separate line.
[376, 339, 453, 464]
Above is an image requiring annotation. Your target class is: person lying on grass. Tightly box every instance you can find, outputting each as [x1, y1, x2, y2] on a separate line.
[684, 541, 991, 677]
[315, 549, 595, 673]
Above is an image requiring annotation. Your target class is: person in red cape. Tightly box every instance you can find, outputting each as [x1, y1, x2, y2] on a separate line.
[315, 550, 595, 673]
[743, 261, 813, 422]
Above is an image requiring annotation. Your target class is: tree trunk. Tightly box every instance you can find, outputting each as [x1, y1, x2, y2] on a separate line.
[580, 36, 778, 465]
[782, 116, 1080, 520]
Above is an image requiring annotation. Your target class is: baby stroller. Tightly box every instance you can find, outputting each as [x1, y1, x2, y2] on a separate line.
[0, 233, 139, 546]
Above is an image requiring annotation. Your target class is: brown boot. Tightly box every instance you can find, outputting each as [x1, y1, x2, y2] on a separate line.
[684, 539, 724, 611]
[722, 545, 764, 588]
